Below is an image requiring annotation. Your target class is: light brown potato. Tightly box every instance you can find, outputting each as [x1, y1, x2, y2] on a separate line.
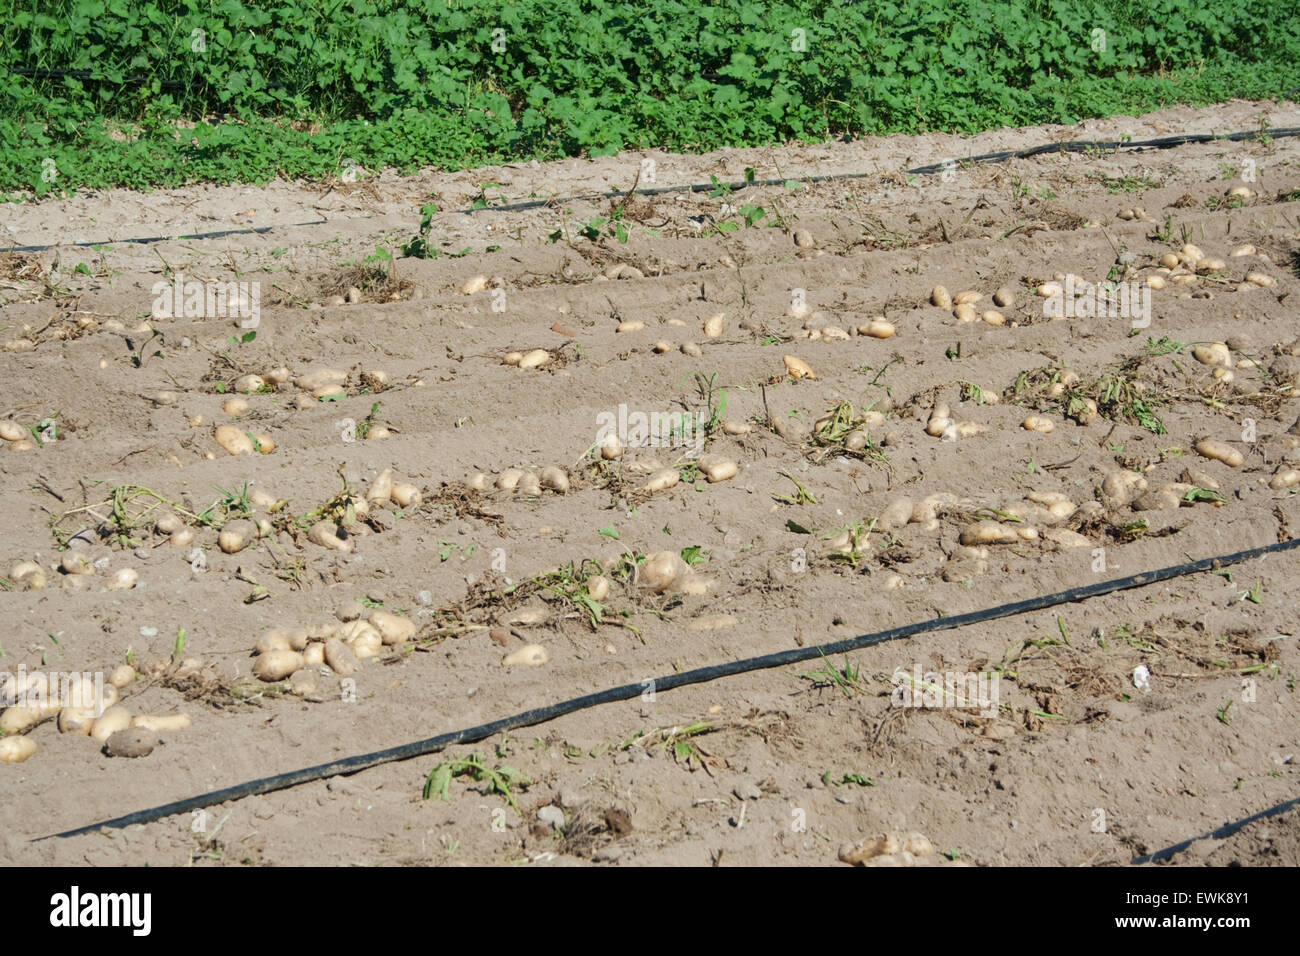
[858, 320, 895, 339]
[367, 468, 394, 503]
[503, 351, 523, 366]
[503, 644, 549, 666]
[930, 286, 952, 309]
[993, 287, 1015, 308]
[981, 310, 1006, 326]
[461, 274, 488, 295]
[954, 290, 982, 306]
[131, 713, 191, 732]
[60, 550, 95, 576]
[214, 424, 254, 456]
[516, 472, 542, 497]
[255, 629, 293, 655]
[0, 736, 36, 763]
[218, 521, 253, 554]
[0, 421, 25, 442]
[518, 349, 551, 368]
[234, 374, 265, 394]
[704, 313, 726, 337]
[352, 628, 382, 659]
[616, 320, 645, 333]
[1022, 415, 1054, 433]
[323, 639, 358, 676]
[586, 575, 611, 602]
[496, 468, 523, 491]
[959, 521, 1019, 546]
[539, 467, 570, 493]
[58, 707, 96, 735]
[878, 497, 913, 532]
[700, 458, 738, 483]
[370, 610, 417, 646]
[1195, 438, 1244, 467]
[253, 650, 303, 681]
[638, 550, 688, 592]
[303, 642, 326, 669]
[391, 482, 422, 507]
[0, 706, 43, 734]
[296, 368, 347, 392]
[109, 664, 136, 689]
[721, 420, 752, 436]
[783, 355, 817, 380]
[90, 705, 133, 743]
[640, 469, 680, 493]
[307, 521, 351, 551]
[108, 568, 139, 590]
[953, 303, 978, 323]
[1246, 272, 1276, 287]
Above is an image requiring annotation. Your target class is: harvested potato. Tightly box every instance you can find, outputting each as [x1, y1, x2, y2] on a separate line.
[1195, 438, 1243, 467]
[517, 472, 542, 496]
[993, 287, 1015, 308]
[131, 714, 191, 732]
[214, 424, 254, 456]
[954, 290, 982, 306]
[391, 482, 422, 507]
[960, 521, 1019, 546]
[981, 310, 1006, 326]
[9, 561, 47, 590]
[461, 274, 488, 295]
[60, 550, 94, 576]
[640, 469, 680, 494]
[324, 639, 358, 676]
[0, 706, 42, 734]
[308, 521, 351, 551]
[223, 397, 250, 415]
[518, 349, 551, 369]
[255, 629, 292, 655]
[503, 351, 523, 366]
[1022, 415, 1054, 433]
[352, 628, 382, 659]
[58, 707, 96, 735]
[1269, 468, 1300, 490]
[496, 468, 523, 491]
[953, 303, 978, 323]
[0, 736, 36, 763]
[638, 550, 689, 592]
[704, 313, 726, 337]
[1246, 272, 1276, 287]
[370, 610, 417, 645]
[218, 521, 254, 554]
[616, 320, 645, 333]
[721, 420, 752, 436]
[303, 642, 326, 668]
[700, 458, 738, 483]
[109, 664, 136, 689]
[108, 568, 138, 590]
[539, 467, 570, 493]
[253, 650, 303, 681]
[783, 355, 817, 380]
[90, 705, 133, 743]
[367, 468, 393, 503]
[503, 644, 549, 666]
[586, 575, 611, 602]
[930, 286, 953, 309]
[858, 320, 895, 339]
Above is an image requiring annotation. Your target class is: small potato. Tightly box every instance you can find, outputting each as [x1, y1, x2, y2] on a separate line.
[303, 642, 326, 668]
[1181, 243, 1205, 263]
[296, 368, 348, 392]
[1246, 272, 1276, 288]
[960, 521, 1018, 546]
[131, 713, 191, 732]
[255, 629, 293, 655]
[993, 287, 1015, 308]
[109, 664, 136, 689]
[878, 497, 913, 532]
[1195, 438, 1243, 468]
[1037, 281, 1063, 298]
[954, 290, 982, 306]
[930, 286, 953, 309]
[234, 374, 265, 394]
[0, 706, 42, 734]
[169, 528, 195, 548]
[503, 351, 524, 366]
[641, 469, 680, 494]
[90, 705, 132, 743]
[599, 434, 624, 460]
[266, 366, 292, 385]
[681, 342, 702, 358]
[652, 340, 673, 354]
[1146, 275, 1166, 290]
[0, 421, 25, 442]
[518, 349, 551, 369]
[981, 310, 1006, 326]
[1159, 253, 1181, 269]
[60, 550, 95, 576]
[1192, 343, 1231, 367]
[1022, 415, 1054, 434]
[539, 467, 570, 493]
[639, 550, 688, 592]
[858, 320, 895, 339]
[9, 561, 47, 590]
[953, 303, 978, 323]
[1230, 244, 1256, 258]
[391, 482, 422, 507]
[783, 355, 817, 380]
[1269, 468, 1300, 490]
[370, 610, 417, 645]
[108, 568, 138, 590]
[253, 650, 303, 681]
[461, 274, 488, 295]
[496, 468, 524, 491]
[700, 458, 738, 483]
[586, 575, 611, 602]
[218, 521, 253, 554]
[214, 424, 254, 456]
[1196, 257, 1227, 274]
[616, 320, 645, 333]
[0, 736, 36, 763]
[58, 707, 96, 735]
[516, 472, 542, 497]
[352, 628, 382, 659]
[1227, 186, 1254, 199]
[307, 521, 352, 551]
[503, 644, 549, 667]
[704, 313, 726, 337]
[721, 420, 752, 436]
[312, 383, 346, 400]
[367, 468, 394, 503]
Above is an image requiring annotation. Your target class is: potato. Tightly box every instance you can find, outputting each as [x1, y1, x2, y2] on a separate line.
[517, 472, 542, 496]
[1037, 281, 1063, 297]
[461, 274, 488, 295]
[792, 228, 815, 248]
[721, 420, 752, 436]
[266, 366, 292, 385]
[652, 340, 673, 354]
[307, 521, 352, 551]
[681, 342, 702, 358]
[9, 561, 46, 590]
[109, 664, 136, 689]
[878, 497, 913, 531]
[699, 458, 737, 483]
[1227, 186, 1253, 199]
[1022, 415, 1054, 433]
[782, 355, 817, 380]
[639, 550, 688, 592]
[90, 705, 132, 743]
[1147, 275, 1166, 290]
[953, 303, 978, 323]
[616, 320, 645, 333]
[928, 285, 952, 309]
[503, 644, 549, 667]
[1195, 257, 1227, 274]
[0, 705, 42, 734]
[1269, 468, 1300, 490]
[352, 628, 382, 659]
[214, 424, 254, 456]
[218, 521, 253, 554]
[0, 421, 25, 442]
[0, 736, 36, 763]
[960, 521, 1018, 545]
[155, 512, 184, 535]
[367, 468, 394, 503]
[131, 713, 191, 732]
[981, 310, 1006, 326]
[58, 707, 96, 735]
[391, 482, 422, 508]
[519, 349, 551, 369]
[1246, 272, 1276, 287]
[303, 642, 326, 668]
[586, 575, 611, 602]
[1195, 438, 1244, 468]
[858, 320, 895, 339]
[370, 610, 417, 646]
[253, 650, 303, 681]
[60, 550, 95, 576]
[640, 469, 679, 494]
[1192, 343, 1231, 367]
[312, 383, 346, 400]
[362, 370, 389, 391]
[108, 568, 138, 590]
[169, 528, 195, 548]
[503, 351, 523, 366]
[704, 313, 726, 338]
[993, 287, 1015, 308]
[1027, 491, 1076, 520]
[539, 467, 570, 493]
[1180, 243, 1205, 263]
[255, 629, 293, 654]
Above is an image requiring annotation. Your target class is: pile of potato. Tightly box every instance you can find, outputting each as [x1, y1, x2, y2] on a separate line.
[7, 557, 138, 593]
[250, 605, 418, 683]
[0, 419, 35, 452]
[1145, 243, 1276, 293]
[930, 284, 1014, 326]
[0, 664, 189, 763]
[839, 830, 968, 867]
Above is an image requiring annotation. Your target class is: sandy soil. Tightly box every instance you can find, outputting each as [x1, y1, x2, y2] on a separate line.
[1, 99, 1298, 867]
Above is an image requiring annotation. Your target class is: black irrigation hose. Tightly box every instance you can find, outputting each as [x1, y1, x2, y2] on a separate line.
[0, 221, 328, 255]
[5, 125, 1300, 254]
[39, 534, 1300, 842]
[1132, 794, 1300, 865]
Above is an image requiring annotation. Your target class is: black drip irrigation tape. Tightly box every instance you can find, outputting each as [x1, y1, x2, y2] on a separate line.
[6, 125, 1299, 254]
[1131, 794, 1300, 865]
[38, 535, 1300, 842]
[0, 221, 328, 255]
